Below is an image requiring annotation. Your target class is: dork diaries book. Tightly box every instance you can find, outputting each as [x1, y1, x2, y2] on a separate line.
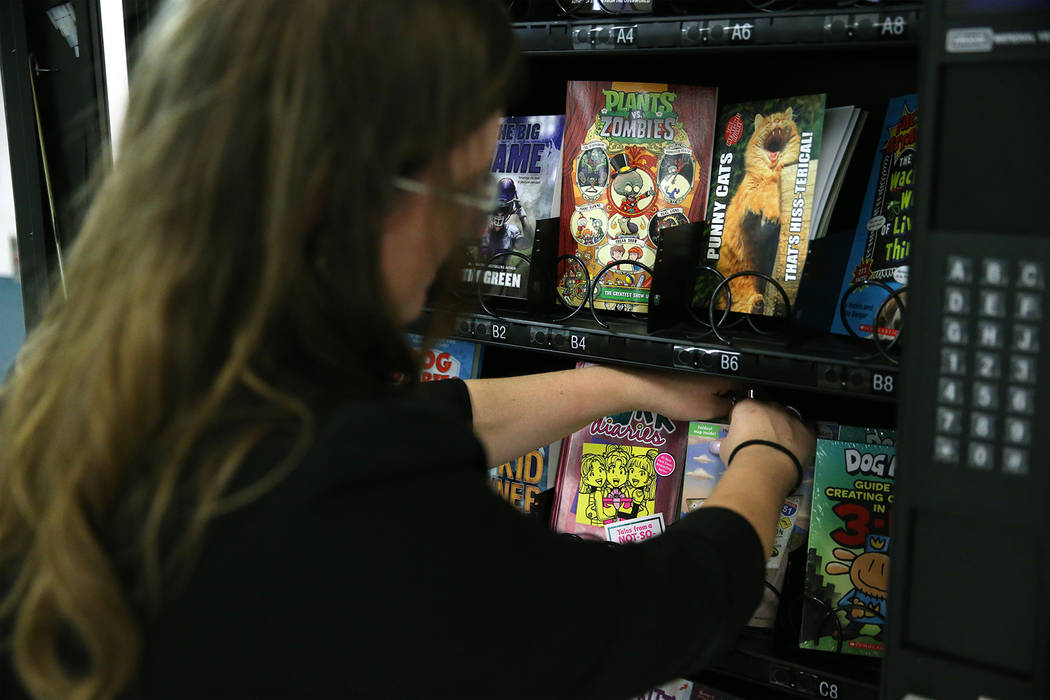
[551, 366, 688, 541]
[831, 94, 917, 339]
[695, 94, 826, 317]
[800, 439, 896, 658]
[465, 114, 565, 300]
[557, 80, 717, 314]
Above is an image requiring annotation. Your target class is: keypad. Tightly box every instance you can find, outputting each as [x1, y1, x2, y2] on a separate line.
[933, 256, 1043, 477]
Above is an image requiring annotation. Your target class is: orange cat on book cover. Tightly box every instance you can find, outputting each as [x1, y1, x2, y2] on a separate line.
[719, 109, 802, 314]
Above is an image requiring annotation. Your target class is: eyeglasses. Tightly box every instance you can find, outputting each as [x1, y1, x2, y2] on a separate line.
[391, 176, 500, 214]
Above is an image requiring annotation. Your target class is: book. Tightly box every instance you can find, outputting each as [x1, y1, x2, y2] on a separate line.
[830, 94, 918, 339]
[406, 334, 484, 381]
[810, 106, 867, 241]
[557, 80, 718, 314]
[800, 439, 896, 657]
[696, 93, 826, 316]
[551, 364, 689, 541]
[680, 421, 803, 628]
[635, 679, 694, 700]
[465, 114, 565, 300]
[487, 440, 562, 516]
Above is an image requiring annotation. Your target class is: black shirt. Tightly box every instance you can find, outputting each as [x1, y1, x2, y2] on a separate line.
[6, 379, 764, 699]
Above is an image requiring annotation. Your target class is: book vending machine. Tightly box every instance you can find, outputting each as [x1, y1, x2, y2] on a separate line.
[883, 2, 1049, 699]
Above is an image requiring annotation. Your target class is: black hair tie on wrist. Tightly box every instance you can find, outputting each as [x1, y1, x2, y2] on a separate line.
[727, 439, 804, 493]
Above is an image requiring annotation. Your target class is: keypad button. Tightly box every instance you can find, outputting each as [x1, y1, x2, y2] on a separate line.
[1013, 325, 1040, 353]
[946, 256, 973, 283]
[1004, 417, 1031, 446]
[1002, 448, 1029, 476]
[943, 318, 968, 345]
[971, 382, 999, 410]
[974, 352, 1001, 379]
[1017, 260, 1044, 290]
[937, 407, 963, 435]
[970, 412, 996, 440]
[941, 348, 967, 375]
[945, 286, 970, 314]
[976, 321, 1004, 349]
[938, 378, 965, 405]
[1007, 386, 1035, 415]
[978, 290, 1006, 318]
[1015, 292, 1042, 321]
[934, 436, 960, 463]
[981, 258, 1009, 286]
[968, 441, 995, 470]
[1009, 356, 1037, 384]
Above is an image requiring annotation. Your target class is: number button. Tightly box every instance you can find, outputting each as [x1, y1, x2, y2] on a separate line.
[1015, 292, 1042, 321]
[1004, 417, 1031, 446]
[971, 382, 999, 410]
[1002, 448, 1029, 476]
[934, 436, 960, 463]
[941, 348, 967, 375]
[1007, 386, 1035, 415]
[976, 321, 1004, 349]
[970, 412, 996, 440]
[945, 286, 970, 313]
[938, 378, 965, 405]
[946, 256, 973, 283]
[974, 352, 1000, 379]
[1013, 325, 1040, 353]
[978, 290, 1006, 318]
[968, 442, 995, 470]
[937, 407, 963, 435]
[943, 318, 968, 345]
[981, 258, 1009, 286]
[1009, 356, 1037, 384]
[1017, 260, 1044, 290]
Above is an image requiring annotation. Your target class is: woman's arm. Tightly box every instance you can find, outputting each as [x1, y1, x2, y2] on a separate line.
[464, 364, 736, 467]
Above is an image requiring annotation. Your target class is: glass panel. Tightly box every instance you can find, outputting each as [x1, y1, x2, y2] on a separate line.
[0, 77, 26, 379]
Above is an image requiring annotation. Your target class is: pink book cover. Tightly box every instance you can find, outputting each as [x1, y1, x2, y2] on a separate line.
[550, 364, 688, 541]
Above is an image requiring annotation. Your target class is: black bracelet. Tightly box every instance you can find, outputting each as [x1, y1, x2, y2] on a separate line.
[727, 439, 804, 493]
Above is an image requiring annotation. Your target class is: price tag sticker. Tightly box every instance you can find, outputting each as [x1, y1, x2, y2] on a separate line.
[605, 513, 665, 544]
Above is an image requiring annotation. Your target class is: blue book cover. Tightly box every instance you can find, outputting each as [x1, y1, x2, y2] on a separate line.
[830, 94, 917, 339]
[406, 334, 484, 382]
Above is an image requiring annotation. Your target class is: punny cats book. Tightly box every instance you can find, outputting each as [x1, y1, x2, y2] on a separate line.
[694, 94, 826, 316]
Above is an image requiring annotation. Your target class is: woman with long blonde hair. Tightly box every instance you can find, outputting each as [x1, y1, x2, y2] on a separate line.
[0, 1, 813, 698]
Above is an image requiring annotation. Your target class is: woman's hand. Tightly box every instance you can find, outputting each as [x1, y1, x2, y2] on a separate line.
[718, 399, 816, 475]
[611, 366, 740, 422]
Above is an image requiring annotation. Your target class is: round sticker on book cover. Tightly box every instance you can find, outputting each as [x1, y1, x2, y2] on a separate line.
[654, 452, 676, 477]
[608, 213, 647, 242]
[657, 149, 694, 205]
[725, 113, 744, 146]
[608, 163, 656, 217]
[648, 209, 688, 250]
[576, 144, 609, 202]
[571, 205, 608, 246]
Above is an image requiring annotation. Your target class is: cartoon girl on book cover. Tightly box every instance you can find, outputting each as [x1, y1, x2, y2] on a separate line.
[578, 453, 608, 526]
[624, 448, 659, 519]
[600, 446, 632, 523]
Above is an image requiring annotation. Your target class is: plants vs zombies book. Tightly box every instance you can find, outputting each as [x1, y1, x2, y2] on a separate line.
[695, 94, 826, 317]
[464, 114, 565, 300]
[800, 439, 896, 657]
[557, 81, 717, 314]
[831, 94, 917, 340]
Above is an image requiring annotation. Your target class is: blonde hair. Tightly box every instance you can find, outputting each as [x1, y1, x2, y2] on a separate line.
[0, 1, 518, 698]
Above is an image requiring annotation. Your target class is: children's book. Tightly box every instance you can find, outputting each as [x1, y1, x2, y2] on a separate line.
[465, 114, 565, 300]
[551, 364, 688, 541]
[680, 421, 803, 628]
[406, 334, 484, 381]
[800, 439, 896, 657]
[634, 678, 694, 700]
[830, 94, 917, 339]
[696, 94, 826, 316]
[487, 440, 562, 516]
[557, 80, 718, 314]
